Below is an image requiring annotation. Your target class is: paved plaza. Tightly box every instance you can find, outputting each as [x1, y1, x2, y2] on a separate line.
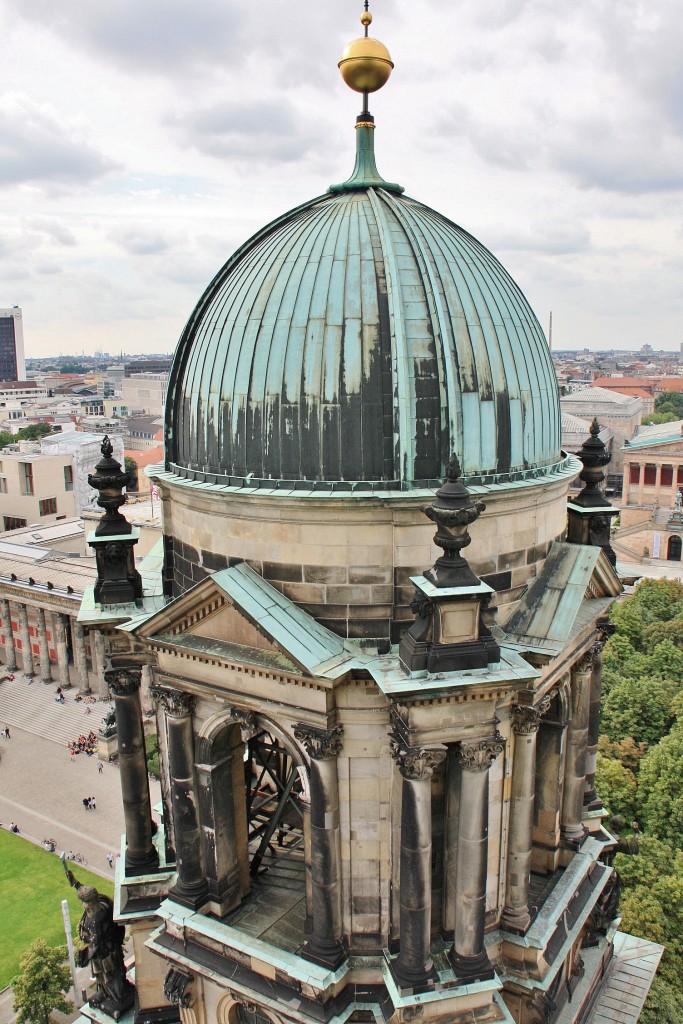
[0, 672, 161, 875]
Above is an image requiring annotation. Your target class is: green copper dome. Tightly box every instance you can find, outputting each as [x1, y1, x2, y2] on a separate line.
[166, 131, 561, 491]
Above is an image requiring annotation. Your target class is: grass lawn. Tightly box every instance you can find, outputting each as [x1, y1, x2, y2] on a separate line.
[0, 830, 114, 989]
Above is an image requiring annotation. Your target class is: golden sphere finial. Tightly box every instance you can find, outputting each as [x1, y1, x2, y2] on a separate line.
[338, 7, 393, 95]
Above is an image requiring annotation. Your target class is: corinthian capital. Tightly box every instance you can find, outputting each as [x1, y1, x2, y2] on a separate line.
[457, 734, 505, 772]
[105, 667, 142, 697]
[294, 724, 343, 761]
[511, 695, 551, 735]
[390, 735, 446, 780]
[151, 685, 195, 718]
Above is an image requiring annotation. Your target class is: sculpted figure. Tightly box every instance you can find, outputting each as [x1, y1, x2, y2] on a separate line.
[62, 856, 134, 1020]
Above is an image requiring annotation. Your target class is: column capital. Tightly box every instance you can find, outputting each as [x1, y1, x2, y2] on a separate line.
[105, 667, 142, 697]
[574, 649, 595, 674]
[511, 696, 551, 735]
[227, 707, 258, 740]
[457, 734, 504, 773]
[390, 735, 446, 780]
[294, 723, 343, 760]
[152, 685, 195, 718]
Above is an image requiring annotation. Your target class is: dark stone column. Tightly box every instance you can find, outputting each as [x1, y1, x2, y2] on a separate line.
[72, 620, 90, 694]
[153, 687, 208, 909]
[36, 607, 51, 685]
[107, 668, 158, 875]
[584, 634, 611, 811]
[0, 599, 16, 672]
[54, 613, 71, 688]
[17, 604, 34, 677]
[391, 739, 446, 990]
[449, 734, 504, 984]
[294, 724, 346, 970]
[561, 653, 592, 848]
[442, 748, 461, 935]
[502, 701, 549, 933]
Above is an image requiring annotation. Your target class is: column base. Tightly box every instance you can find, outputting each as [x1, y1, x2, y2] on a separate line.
[169, 881, 210, 911]
[125, 848, 159, 877]
[299, 937, 347, 972]
[560, 824, 588, 850]
[448, 948, 495, 985]
[42, 676, 52, 685]
[501, 905, 531, 934]
[389, 955, 436, 994]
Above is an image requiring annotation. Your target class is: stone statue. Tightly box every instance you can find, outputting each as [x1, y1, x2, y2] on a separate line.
[675, 490, 682, 509]
[100, 708, 116, 738]
[62, 856, 134, 1020]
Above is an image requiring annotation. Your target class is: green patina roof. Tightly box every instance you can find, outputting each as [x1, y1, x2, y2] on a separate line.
[165, 125, 561, 492]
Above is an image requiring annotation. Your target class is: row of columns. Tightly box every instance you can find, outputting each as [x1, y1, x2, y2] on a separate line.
[0, 597, 97, 693]
[107, 638, 607, 981]
[627, 459, 682, 507]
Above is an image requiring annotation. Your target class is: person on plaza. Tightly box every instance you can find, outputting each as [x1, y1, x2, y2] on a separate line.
[10, 822, 19, 833]
[83, 797, 90, 811]
[90, 796, 97, 810]
[97, 760, 104, 774]
[106, 852, 114, 869]
[2, 724, 10, 739]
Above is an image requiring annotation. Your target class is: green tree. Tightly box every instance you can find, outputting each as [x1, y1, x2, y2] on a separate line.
[601, 675, 673, 747]
[12, 939, 72, 1024]
[640, 977, 683, 1024]
[594, 753, 637, 820]
[655, 391, 683, 417]
[648, 639, 683, 681]
[644, 617, 683, 653]
[642, 412, 677, 425]
[124, 456, 139, 491]
[638, 723, 683, 847]
[609, 600, 644, 647]
[17, 423, 53, 441]
[632, 578, 683, 622]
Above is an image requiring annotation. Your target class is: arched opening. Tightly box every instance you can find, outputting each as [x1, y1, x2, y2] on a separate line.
[668, 535, 682, 561]
[197, 713, 309, 952]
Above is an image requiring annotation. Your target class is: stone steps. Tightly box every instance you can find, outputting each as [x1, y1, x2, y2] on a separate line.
[0, 672, 112, 748]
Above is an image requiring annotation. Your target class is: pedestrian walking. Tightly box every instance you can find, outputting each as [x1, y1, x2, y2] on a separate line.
[107, 852, 114, 868]
[2, 725, 10, 739]
[82, 797, 89, 811]
[97, 761, 104, 774]
[90, 796, 97, 810]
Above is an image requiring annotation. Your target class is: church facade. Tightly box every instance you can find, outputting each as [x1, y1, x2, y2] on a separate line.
[77, 12, 660, 1024]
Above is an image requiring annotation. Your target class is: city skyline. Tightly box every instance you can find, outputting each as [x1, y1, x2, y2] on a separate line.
[1, 0, 682, 357]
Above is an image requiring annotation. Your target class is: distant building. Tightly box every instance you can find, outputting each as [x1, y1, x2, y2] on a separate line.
[121, 372, 168, 418]
[0, 307, 26, 381]
[592, 376, 655, 417]
[561, 387, 642, 485]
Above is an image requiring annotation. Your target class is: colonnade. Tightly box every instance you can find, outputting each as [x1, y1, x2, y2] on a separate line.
[105, 632, 608, 984]
[0, 597, 94, 692]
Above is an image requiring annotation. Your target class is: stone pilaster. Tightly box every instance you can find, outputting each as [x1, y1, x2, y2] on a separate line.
[293, 724, 346, 970]
[141, 664, 155, 714]
[107, 667, 159, 875]
[16, 604, 34, 678]
[449, 734, 504, 983]
[390, 738, 446, 990]
[35, 607, 51, 685]
[0, 599, 16, 672]
[153, 686, 208, 909]
[502, 700, 550, 932]
[92, 629, 108, 698]
[561, 653, 592, 848]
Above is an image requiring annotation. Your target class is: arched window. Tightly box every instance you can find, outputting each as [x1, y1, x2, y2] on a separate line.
[668, 535, 682, 561]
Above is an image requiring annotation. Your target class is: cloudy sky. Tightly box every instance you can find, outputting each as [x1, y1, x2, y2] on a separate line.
[1, 0, 681, 358]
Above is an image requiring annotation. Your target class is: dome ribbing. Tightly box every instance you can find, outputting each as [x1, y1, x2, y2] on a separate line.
[166, 184, 561, 490]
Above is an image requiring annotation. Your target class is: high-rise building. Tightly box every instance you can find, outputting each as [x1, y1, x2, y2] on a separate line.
[0, 306, 26, 382]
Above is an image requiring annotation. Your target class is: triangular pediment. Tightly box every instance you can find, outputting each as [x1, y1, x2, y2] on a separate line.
[125, 563, 347, 677]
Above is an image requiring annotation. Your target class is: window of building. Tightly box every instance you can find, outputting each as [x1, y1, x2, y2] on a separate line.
[678, 467, 683, 484]
[661, 465, 674, 487]
[629, 465, 640, 484]
[64, 465, 74, 491]
[4, 516, 26, 531]
[0, 477, 7, 494]
[39, 497, 57, 516]
[19, 462, 34, 496]
[644, 464, 656, 486]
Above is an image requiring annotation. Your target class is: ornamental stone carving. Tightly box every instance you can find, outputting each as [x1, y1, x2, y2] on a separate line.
[574, 650, 595, 675]
[151, 686, 195, 718]
[457, 734, 505, 773]
[105, 668, 142, 697]
[293, 724, 344, 761]
[511, 695, 551, 734]
[163, 968, 193, 1009]
[227, 707, 258, 740]
[390, 735, 447, 780]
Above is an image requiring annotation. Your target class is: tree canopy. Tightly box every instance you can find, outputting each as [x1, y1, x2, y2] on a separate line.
[12, 939, 72, 1024]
